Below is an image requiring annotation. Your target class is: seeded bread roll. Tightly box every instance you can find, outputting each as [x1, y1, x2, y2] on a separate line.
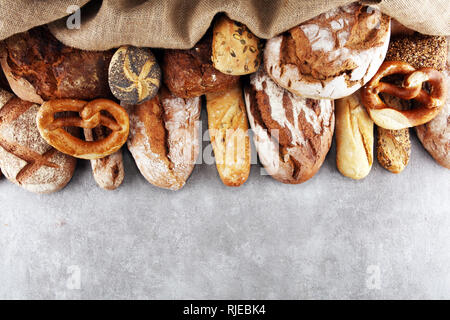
[0, 88, 76, 193]
[336, 91, 374, 180]
[162, 34, 240, 98]
[212, 15, 261, 75]
[127, 86, 201, 190]
[264, 3, 390, 99]
[108, 46, 161, 105]
[206, 82, 251, 186]
[84, 127, 124, 190]
[1, 27, 113, 104]
[244, 67, 334, 184]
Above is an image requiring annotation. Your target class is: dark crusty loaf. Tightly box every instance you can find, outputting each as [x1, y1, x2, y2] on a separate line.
[244, 67, 334, 184]
[1, 27, 113, 104]
[0, 88, 76, 193]
[162, 34, 239, 98]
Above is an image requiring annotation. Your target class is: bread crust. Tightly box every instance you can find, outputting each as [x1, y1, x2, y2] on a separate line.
[336, 91, 374, 179]
[206, 82, 251, 186]
[1, 27, 113, 103]
[264, 3, 390, 99]
[127, 86, 201, 190]
[212, 15, 261, 76]
[84, 127, 124, 190]
[162, 34, 239, 98]
[0, 88, 76, 193]
[245, 67, 334, 184]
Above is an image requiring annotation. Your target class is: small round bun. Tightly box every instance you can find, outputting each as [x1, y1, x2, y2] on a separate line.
[264, 3, 390, 99]
[108, 46, 161, 105]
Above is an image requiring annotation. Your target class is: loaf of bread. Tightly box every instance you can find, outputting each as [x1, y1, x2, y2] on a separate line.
[127, 86, 201, 190]
[212, 15, 261, 76]
[244, 67, 334, 184]
[0, 88, 76, 193]
[205, 82, 251, 186]
[412, 36, 449, 169]
[264, 3, 390, 99]
[1, 27, 113, 104]
[162, 34, 239, 98]
[108, 46, 161, 105]
[84, 127, 124, 190]
[335, 91, 374, 180]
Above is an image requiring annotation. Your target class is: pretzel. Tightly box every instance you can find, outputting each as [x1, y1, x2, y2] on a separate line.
[37, 99, 129, 159]
[361, 61, 447, 130]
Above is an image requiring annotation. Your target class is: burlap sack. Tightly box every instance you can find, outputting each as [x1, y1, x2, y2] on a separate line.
[0, 0, 449, 50]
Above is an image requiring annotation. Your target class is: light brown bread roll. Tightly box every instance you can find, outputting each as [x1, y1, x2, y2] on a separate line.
[0, 89, 76, 193]
[205, 82, 251, 186]
[212, 15, 261, 76]
[377, 126, 411, 174]
[264, 3, 390, 99]
[244, 67, 334, 184]
[84, 127, 124, 190]
[127, 86, 201, 190]
[335, 91, 374, 180]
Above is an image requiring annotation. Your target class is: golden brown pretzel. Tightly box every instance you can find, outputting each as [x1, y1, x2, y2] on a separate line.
[37, 99, 129, 159]
[361, 61, 447, 130]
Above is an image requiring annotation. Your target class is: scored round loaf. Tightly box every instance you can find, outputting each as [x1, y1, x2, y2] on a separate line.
[244, 67, 334, 184]
[1, 27, 113, 104]
[212, 15, 261, 75]
[264, 3, 390, 99]
[0, 88, 76, 193]
[108, 46, 161, 105]
[162, 34, 240, 98]
[127, 86, 201, 190]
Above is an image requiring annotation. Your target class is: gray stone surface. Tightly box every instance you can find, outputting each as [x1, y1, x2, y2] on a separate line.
[0, 110, 449, 299]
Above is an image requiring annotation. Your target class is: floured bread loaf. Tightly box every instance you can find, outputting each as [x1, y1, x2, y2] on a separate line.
[1, 27, 113, 104]
[127, 86, 201, 190]
[244, 67, 334, 184]
[0, 89, 76, 193]
[264, 3, 390, 99]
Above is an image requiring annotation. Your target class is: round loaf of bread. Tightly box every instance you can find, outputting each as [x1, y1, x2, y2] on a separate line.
[108, 46, 161, 104]
[1, 27, 113, 104]
[0, 89, 76, 193]
[162, 34, 239, 98]
[244, 67, 334, 184]
[264, 3, 390, 99]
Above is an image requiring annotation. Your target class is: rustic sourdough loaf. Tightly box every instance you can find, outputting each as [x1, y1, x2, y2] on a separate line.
[264, 3, 390, 99]
[244, 67, 334, 184]
[0, 88, 76, 193]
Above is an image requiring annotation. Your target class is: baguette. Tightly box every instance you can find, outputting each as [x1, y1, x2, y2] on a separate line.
[205, 82, 251, 186]
[335, 91, 374, 180]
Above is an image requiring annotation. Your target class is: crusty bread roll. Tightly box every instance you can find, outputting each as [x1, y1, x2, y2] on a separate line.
[212, 15, 261, 76]
[84, 127, 124, 190]
[206, 82, 251, 186]
[415, 37, 449, 169]
[377, 126, 411, 174]
[162, 34, 239, 98]
[0, 88, 76, 193]
[244, 67, 334, 184]
[335, 91, 374, 180]
[0, 27, 113, 104]
[127, 86, 201, 190]
[264, 3, 390, 99]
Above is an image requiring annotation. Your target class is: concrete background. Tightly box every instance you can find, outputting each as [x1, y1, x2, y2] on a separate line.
[0, 110, 449, 299]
